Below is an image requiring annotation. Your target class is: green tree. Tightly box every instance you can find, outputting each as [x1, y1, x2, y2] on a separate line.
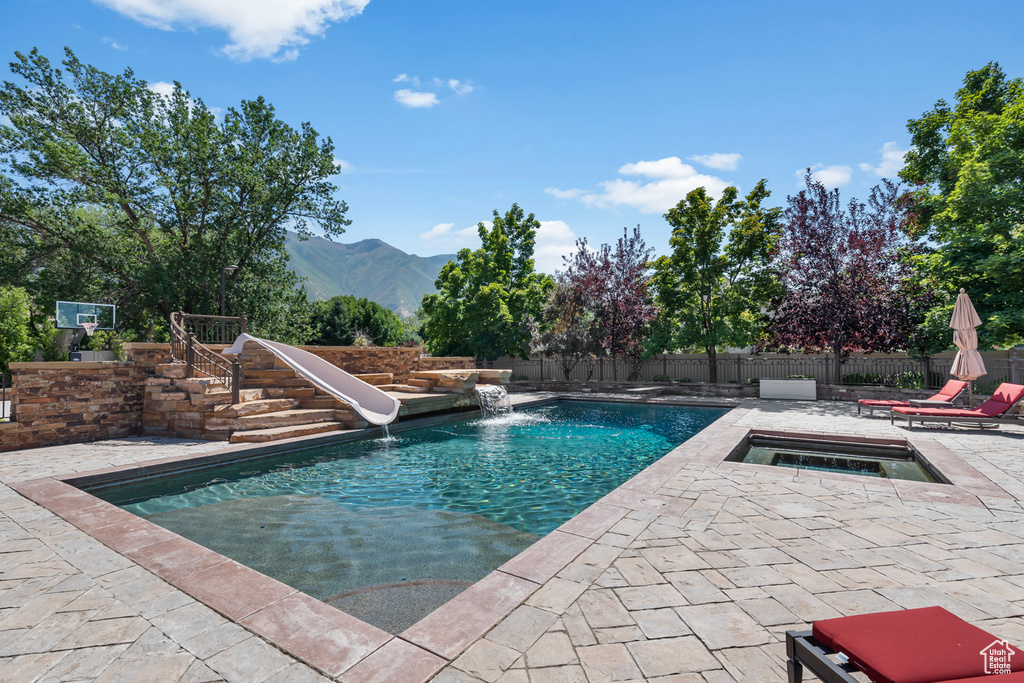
[901, 62, 1024, 347]
[308, 295, 403, 347]
[531, 280, 599, 380]
[0, 48, 347, 340]
[0, 285, 32, 372]
[420, 204, 554, 360]
[651, 181, 782, 382]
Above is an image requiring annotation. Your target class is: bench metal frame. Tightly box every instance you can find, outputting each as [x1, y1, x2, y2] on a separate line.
[786, 630, 861, 683]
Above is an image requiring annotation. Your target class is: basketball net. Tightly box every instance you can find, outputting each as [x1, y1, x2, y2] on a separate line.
[81, 322, 99, 337]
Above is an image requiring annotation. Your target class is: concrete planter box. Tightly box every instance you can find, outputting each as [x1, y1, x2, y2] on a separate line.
[759, 378, 817, 401]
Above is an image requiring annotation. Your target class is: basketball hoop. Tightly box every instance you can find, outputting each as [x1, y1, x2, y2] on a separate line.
[81, 322, 99, 337]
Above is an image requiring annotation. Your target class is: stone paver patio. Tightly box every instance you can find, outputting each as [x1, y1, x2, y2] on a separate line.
[1, 397, 1023, 682]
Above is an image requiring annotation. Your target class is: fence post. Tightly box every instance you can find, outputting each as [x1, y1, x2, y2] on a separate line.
[231, 359, 241, 405]
[1012, 352, 1021, 385]
[663, 354, 668, 378]
[539, 357, 544, 381]
[923, 356, 932, 390]
[239, 313, 248, 335]
[186, 333, 196, 378]
[735, 354, 741, 383]
[599, 357, 604, 381]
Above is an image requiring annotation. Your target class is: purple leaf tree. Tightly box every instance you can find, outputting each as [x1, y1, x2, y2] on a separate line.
[766, 174, 921, 382]
[563, 226, 657, 380]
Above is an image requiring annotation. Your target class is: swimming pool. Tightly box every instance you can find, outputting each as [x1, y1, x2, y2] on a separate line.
[91, 401, 726, 632]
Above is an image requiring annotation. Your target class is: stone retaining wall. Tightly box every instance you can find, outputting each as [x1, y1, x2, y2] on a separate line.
[0, 362, 147, 452]
[416, 356, 476, 372]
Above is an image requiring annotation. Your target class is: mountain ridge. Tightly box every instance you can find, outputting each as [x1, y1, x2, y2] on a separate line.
[285, 232, 454, 316]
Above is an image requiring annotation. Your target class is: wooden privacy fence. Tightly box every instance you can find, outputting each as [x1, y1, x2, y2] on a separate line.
[500, 353, 1023, 392]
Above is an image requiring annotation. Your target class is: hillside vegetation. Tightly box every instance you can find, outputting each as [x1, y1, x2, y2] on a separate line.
[285, 233, 453, 315]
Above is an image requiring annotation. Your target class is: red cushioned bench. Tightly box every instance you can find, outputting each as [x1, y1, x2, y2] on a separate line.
[786, 606, 1024, 682]
[857, 380, 968, 417]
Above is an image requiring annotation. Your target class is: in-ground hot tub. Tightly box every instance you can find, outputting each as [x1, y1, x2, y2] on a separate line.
[727, 432, 949, 483]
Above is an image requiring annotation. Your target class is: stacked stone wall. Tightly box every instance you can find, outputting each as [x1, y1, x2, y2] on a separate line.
[0, 363, 147, 452]
[299, 346, 424, 382]
[124, 343, 173, 374]
[415, 356, 476, 372]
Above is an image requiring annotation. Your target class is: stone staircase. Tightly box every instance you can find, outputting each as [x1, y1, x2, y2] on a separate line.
[143, 343, 512, 444]
[144, 344, 376, 443]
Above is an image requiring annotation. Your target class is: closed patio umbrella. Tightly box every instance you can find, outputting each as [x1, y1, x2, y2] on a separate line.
[949, 288, 987, 408]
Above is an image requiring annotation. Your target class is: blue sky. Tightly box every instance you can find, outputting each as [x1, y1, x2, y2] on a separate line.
[3, 1, 1023, 274]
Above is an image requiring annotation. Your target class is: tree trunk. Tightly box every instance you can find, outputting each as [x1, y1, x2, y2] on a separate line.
[707, 346, 717, 384]
[832, 340, 843, 385]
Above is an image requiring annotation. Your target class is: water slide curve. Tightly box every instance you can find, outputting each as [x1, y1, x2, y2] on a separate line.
[223, 334, 401, 426]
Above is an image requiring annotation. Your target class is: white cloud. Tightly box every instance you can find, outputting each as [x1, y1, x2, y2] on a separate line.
[93, 0, 369, 62]
[565, 156, 731, 214]
[419, 222, 454, 240]
[799, 164, 853, 188]
[102, 37, 129, 51]
[419, 221, 481, 250]
[533, 220, 579, 275]
[688, 152, 742, 171]
[394, 89, 439, 109]
[618, 156, 696, 179]
[333, 158, 353, 172]
[859, 142, 908, 178]
[149, 81, 177, 99]
[448, 79, 473, 96]
[544, 187, 585, 199]
[392, 73, 474, 108]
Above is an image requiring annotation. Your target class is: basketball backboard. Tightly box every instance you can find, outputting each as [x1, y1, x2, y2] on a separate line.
[56, 301, 116, 330]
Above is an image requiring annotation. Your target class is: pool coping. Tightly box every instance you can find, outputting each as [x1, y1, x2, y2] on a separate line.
[9, 396, 736, 680]
[12, 398, 1004, 681]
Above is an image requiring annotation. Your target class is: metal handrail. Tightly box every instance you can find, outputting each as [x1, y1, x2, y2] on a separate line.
[169, 312, 244, 404]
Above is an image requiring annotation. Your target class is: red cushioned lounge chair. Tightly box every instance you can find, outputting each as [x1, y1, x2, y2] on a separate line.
[857, 380, 969, 417]
[890, 383, 1024, 429]
[786, 606, 1024, 682]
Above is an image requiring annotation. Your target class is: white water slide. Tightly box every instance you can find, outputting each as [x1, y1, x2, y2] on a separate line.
[223, 334, 400, 426]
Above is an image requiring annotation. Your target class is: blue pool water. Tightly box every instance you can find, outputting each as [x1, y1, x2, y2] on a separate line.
[94, 401, 725, 632]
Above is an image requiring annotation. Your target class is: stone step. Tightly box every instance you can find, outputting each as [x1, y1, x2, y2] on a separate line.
[381, 384, 431, 394]
[284, 387, 316, 399]
[245, 368, 297, 379]
[229, 421, 342, 443]
[243, 377, 311, 388]
[192, 388, 264, 407]
[353, 373, 393, 386]
[237, 408, 336, 428]
[212, 398, 300, 418]
[299, 397, 337, 409]
[406, 378, 434, 388]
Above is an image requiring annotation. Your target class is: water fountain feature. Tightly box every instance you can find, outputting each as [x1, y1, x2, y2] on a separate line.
[475, 385, 512, 416]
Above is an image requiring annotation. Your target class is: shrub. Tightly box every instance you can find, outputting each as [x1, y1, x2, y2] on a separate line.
[0, 286, 32, 372]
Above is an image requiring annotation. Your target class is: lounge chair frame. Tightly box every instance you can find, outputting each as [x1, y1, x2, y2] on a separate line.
[786, 630, 860, 683]
[892, 393, 1024, 429]
[856, 383, 967, 417]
